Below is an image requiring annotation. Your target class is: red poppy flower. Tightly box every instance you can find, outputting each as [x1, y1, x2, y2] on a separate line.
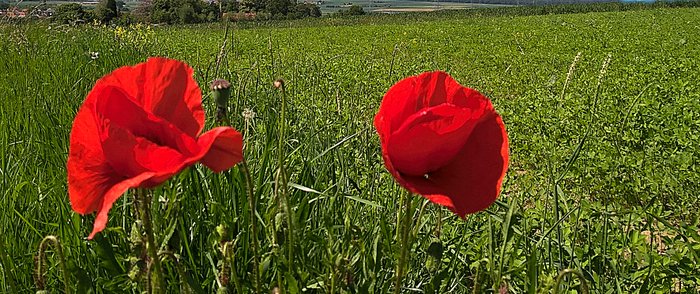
[68, 57, 243, 239]
[374, 71, 509, 217]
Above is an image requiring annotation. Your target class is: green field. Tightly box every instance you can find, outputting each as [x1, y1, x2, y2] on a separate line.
[316, 0, 508, 14]
[2, 6, 700, 293]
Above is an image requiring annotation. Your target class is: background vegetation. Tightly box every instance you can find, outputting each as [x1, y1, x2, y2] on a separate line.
[1, 4, 700, 293]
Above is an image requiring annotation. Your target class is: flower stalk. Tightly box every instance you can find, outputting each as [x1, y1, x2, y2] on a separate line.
[274, 79, 296, 278]
[35, 235, 70, 294]
[554, 269, 589, 294]
[219, 242, 243, 294]
[158, 251, 193, 294]
[239, 158, 262, 293]
[137, 189, 165, 293]
[394, 191, 414, 294]
[212, 79, 262, 294]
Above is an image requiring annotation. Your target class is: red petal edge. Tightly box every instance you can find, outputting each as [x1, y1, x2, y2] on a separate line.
[198, 127, 244, 173]
[88, 172, 156, 239]
[96, 57, 205, 137]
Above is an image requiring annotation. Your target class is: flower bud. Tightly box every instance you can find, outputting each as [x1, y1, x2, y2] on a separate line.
[425, 239, 444, 271]
[273, 79, 284, 89]
[216, 224, 230, 243]
[211, 79, 232, 121]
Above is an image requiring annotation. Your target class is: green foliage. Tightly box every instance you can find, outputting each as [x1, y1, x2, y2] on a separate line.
[334, 4, 365, 16]
[150, 0, 207, 24]
[291, 3, 322, 19]
[95, 0, 119, 23]
[0, 1, 9, 10]
[239, 0, 265, 12]
[262, 0, 320, 19]
[266, 0, 292, 16]
[176, 3, 197, 23]
[2, 5, 700, 294]
[221, 0, 240, 13]
[52, 3, 88, 24]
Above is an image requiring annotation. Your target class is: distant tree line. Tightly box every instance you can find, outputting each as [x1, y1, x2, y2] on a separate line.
[333, 4, 365, 15]
[48, 0, 129, 24]
[48, 0, 322, 24]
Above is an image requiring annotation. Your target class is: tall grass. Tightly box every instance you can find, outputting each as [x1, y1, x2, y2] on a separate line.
[1, 6, 699, 293]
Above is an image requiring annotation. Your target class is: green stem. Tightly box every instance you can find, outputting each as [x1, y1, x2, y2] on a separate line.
[220, 104, 262, 294]
[394, 191, 413, 294]
[271, 214, 286, 294]
[435, 208, 443, 238]
[138, 189, 164, 293]
[276, 80, 296, 278]
[554, 269, 589, 294]
[279, 163, 295, 270]
[159, 251, 191, 294]
[222, 242, 244, 294]
[472, 259, 489, 294]
[240, 158, 262, 294]
[0, 239, 18, 293]
[36, 235, 70, 294]
[330, 268, 336, 294]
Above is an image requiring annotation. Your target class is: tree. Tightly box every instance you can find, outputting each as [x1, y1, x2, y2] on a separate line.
[53, 3, 87, 24]
[334, 4, 364, 16]
[240, 0, 265, 12]
[200, 1, 220, 22]
[95, 0, 119, 23]
[347, 4, 364, 15]
[148, 0, 205, 24]
[221, 0, 239, 13]
[132, 0, 153, 22]
[290, 3, 320, 19]
[150, 0, 177, 23]
[265, 0, 292, 17]
[176, 2, 196, 23]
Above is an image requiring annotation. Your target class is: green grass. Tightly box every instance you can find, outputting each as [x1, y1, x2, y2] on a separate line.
[1, 5, 700, 293]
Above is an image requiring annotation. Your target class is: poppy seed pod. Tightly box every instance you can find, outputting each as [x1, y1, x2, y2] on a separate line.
[211, 79, 232, 120]
[211, 79, 232, 108]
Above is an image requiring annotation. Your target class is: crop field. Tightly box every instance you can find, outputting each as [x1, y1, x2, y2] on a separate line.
[1, 5, 700, 293]
[315, 0, 507, 14]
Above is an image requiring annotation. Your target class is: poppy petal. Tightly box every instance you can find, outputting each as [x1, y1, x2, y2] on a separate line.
[68, 139, 122, 214]
[88, 172, 156, 239]
[401, 112, 509, 216]
[375, 74, 421, 135]
[388, 104, 478, 176]
[415, 71, 451, 107]
[68, 88, 112, 214]
[96, 57, 205, 136]
[94, 85, 200, 157]
[100, 120, 189, 186]
[198, 127, 244, 173]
